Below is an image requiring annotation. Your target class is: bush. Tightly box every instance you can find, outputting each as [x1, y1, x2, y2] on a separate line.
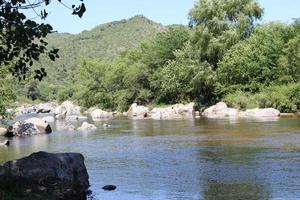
[224, 84, 300, 112]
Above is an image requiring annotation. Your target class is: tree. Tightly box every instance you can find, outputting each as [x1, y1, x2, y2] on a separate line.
[189, 0, 263, 69]
[0, 0, 86, 81]
[217, 23, 293, 94]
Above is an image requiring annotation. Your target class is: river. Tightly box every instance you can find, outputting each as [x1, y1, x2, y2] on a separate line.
[1, 116, 300, 200]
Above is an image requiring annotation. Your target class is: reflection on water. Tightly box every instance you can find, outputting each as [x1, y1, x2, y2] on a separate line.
[1, 117, 300, 200]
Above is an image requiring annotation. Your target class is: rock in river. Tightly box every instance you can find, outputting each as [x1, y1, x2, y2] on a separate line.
[9, 117, 52, 137]
[77, 122, 97, 132]
[127, 103, 149, 119]
[0, 127, 7, 136]
[0, 151, 90, 199]
[91, 109, 113, 120]
[202, 102, 239, 118]
[102, 185, 117, 191]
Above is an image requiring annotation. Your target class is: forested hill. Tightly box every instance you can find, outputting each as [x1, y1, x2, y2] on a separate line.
[25, 15, 165, 100]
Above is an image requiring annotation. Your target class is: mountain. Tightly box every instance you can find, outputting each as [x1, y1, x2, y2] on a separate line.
[35, 15, 166, 86]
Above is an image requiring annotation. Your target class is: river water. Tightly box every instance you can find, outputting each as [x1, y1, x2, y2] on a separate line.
[1, 116, 300, 200]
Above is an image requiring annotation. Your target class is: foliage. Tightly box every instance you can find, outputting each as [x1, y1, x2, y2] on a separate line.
[224, 84, 300, 112]
[217, 23, 294, 93]
[0, 0, 85, 80]
[0, 66, 16, 117]
[189, 0, 263, 69]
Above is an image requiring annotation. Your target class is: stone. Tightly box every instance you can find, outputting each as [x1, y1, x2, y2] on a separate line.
[77, 122, 97, 132]
[41, 116, 55, 123]
[127, 103, 149, 119]
[150, 103, 195, 120]
[54, 101, 82, 120]
[0, 151, 90, 199]
[15, 104, 37, 116]
[102, 185, 117, 191]
[0, 127, 7, 136]
[10, 118, 52, 137]
[0, 140, 9, 146]
[54, 105, 67, 119]
[91, 109, 113, 120]
[37, 102, 57, 114]
[202, 102, 239, 118]
[239, 108, 280, 118]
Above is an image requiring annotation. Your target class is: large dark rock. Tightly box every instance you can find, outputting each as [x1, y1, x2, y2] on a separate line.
[0, 151, 90, 199]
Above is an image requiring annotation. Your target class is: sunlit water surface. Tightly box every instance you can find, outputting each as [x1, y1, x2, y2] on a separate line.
[1, 115, 300, 200]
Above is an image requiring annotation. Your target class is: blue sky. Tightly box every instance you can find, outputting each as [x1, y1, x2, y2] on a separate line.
[33, 0, 300, 34]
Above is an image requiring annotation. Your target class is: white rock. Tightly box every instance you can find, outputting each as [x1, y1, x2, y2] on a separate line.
[54, 101, 82, 120]
[37, 102, 58, 113]
[150, 103, 195, 120]
[202, 102, 239, 118]
[239, 108, 280, 118]
[54, 105, 67, 119]
[24, 118, 51, 133]
[61, 101, 81, 116]
[127, 103, 149, 119]
[0, 127, 7, 136]
[77, 122, 97, 132]
[41, 116, 55, 123]
[91, 109, 113, 120]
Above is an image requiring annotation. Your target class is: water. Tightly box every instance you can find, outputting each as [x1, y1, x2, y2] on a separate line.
[1, 116, 300, 200]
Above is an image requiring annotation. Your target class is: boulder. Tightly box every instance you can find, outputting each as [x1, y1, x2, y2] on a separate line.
[202, 102, 239, 118]
[77, 122, 97, 132]
[62, 101, 81, 116]
[37, 102, 58, 113]
[54, 105, 67, 119]
[0, 140, 9, 146]
[0, 151, 90, 199]
[150, 103, 195, 120]
[127, 103, 149, 119]
[55, 101, 83, 120]
[91, 109, 113, 120]
[41, 116, 55, 123]
[0, 127, 7, 136]
[10, 118, 52, 136]
[239, 108, 280, 118]
[15, 104, 37, 116]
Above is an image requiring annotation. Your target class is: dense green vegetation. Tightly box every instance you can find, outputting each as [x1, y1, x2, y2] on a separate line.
[1, 0, 300, 114]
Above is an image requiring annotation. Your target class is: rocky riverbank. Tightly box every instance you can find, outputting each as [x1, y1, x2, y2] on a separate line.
[0, 100, 297, 139]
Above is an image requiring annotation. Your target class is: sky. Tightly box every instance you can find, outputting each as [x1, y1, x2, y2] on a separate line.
[30, 0, 300, 34]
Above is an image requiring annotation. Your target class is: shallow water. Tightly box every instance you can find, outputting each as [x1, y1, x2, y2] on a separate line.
[1, 116, 300, 200]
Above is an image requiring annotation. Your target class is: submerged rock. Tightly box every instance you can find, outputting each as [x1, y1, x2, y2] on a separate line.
[102, 185, 117, 191]
[0, 151, 90, 199]
[77, 122, 97, 132]
[127, 103, 149, 119]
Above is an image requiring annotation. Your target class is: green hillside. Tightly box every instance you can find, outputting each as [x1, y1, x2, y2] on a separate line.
[24, 15, 165, 100]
